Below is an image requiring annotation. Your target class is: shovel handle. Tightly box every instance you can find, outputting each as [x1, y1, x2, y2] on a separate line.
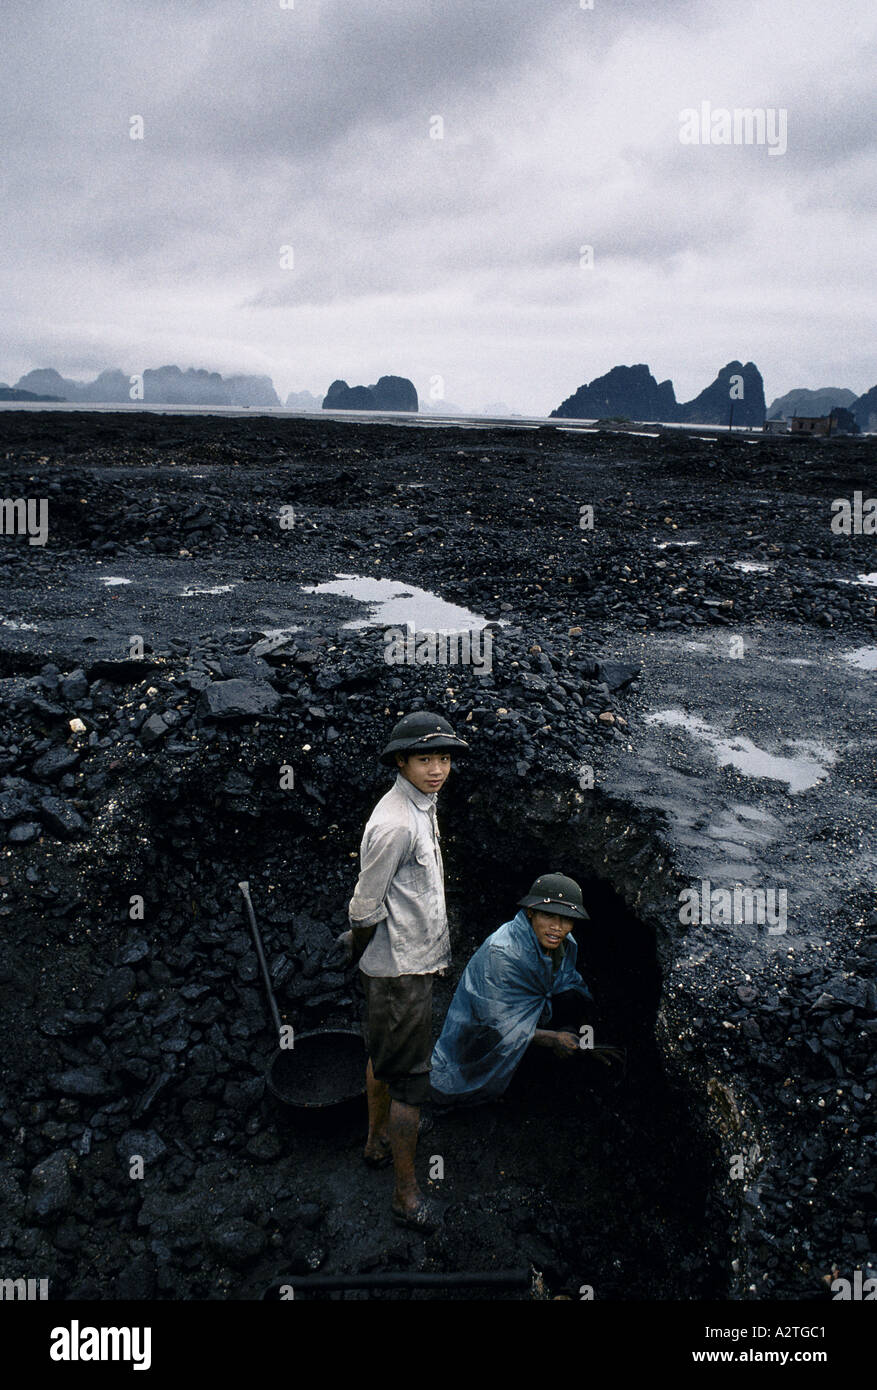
[238, 880, 284, 1039]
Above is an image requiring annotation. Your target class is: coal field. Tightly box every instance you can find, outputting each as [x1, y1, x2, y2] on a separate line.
[0, 409, 875, 1302]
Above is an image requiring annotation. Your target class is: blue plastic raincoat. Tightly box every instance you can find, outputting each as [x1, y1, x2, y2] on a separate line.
[430, 909, 592, 1103]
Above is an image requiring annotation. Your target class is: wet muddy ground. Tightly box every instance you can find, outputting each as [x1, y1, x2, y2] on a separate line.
[0, 410, 875, 1301]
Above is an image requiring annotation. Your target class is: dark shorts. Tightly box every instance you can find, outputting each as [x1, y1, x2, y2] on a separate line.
[360, 971, 434, 1106]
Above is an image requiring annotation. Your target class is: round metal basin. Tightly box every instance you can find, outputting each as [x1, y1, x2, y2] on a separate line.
[266, 1026, 366, 1108]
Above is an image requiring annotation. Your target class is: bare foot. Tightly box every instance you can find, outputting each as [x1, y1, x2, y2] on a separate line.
[363, 1136, 391, 1166]
[391, 1195, 440, 1231]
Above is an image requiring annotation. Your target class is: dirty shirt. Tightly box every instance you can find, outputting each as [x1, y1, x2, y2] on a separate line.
[429, 909, 592, 1102]
[348, 772, 449, 977]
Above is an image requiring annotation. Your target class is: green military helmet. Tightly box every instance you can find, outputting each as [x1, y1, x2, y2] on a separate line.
[380, 710, 470, 767]
[518, 872, 589, 921]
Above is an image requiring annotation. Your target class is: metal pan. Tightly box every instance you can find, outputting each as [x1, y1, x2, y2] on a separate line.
[238, 880, 365, 1109]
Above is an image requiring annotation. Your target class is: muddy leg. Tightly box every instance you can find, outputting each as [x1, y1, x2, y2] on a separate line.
[364, 1057, 391, 1161]
[389, 1099, 422, 1215]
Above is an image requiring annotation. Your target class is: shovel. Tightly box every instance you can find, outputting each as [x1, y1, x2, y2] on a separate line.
[586, 1045, 626, 1068]
[238, 880, 365, 1109]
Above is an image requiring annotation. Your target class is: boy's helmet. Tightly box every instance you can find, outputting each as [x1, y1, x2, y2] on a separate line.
[380, 711, 470, 766]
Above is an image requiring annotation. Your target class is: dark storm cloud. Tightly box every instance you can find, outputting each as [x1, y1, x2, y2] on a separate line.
[0, 0, 874, 412]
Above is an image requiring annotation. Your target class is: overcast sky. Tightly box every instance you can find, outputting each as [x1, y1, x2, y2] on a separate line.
[1, 0, 875, 414]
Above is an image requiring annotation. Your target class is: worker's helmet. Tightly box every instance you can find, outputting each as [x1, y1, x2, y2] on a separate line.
[380, 710, 470, 767]
[518, 872, 589, 921]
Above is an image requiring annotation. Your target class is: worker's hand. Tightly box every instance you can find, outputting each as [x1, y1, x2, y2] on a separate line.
[325, 930, 354, 970]
[551, 1031, 580, 1058]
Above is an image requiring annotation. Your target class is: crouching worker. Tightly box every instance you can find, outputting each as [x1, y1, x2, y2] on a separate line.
[346, 711, 469, 1233]
[429, 873, 593, 1107]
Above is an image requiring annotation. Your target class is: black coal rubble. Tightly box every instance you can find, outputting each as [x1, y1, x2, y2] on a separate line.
[0, 621, 646, 1296]
[671, 920, 877, 1295]
[1, 414, 874, 646]
[0, 620, 638, 849]
[1, 628, 874, 1299]
[0, 412, 875, 1300]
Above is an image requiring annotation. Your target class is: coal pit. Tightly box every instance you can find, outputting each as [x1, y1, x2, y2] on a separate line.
[2, 412, 875, 1302]
[1, 723, 726, 1301]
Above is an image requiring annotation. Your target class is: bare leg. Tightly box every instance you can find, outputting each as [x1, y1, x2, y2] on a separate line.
[364, 1057, 391, 1161]
[389, 1099, 422, 1216]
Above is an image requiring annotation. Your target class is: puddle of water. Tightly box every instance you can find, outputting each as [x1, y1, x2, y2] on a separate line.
[732, 561, 772, 573]
[835, 573, 877, 588]
[300, 574, 495, 631]
[0, 617, 38, 630]
[430, 421, 538, 431]
[644, 709, 835, 792]
[99, 576, 133, 587]
[179, 584, 237, 597]
[732, 803, 779, 824]
[841, 647, 877, 671]
[224, 624, 302, 655]
[253, 628, 302, 654]
[653, 540, 701, 550]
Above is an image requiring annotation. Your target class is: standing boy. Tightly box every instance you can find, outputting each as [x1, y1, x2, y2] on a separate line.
[347, 711, 468, 1231]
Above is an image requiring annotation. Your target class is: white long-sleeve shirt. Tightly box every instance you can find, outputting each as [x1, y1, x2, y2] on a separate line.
[348, 772, 450, 977]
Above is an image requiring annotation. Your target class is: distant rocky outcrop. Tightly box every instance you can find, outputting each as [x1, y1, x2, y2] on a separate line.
[418, 398, 470, 416]
[80, 370, 132, 402]
[284, 390, 324, 412]
[551, 360, 765, 427]
[221, 374, 281, 408]
[323, 382, 374, 409]
[322, 376, 418, 412]
[766, 386, 857, 421]
[16, 369, 89, 401]
[828, 407, 859, 435]
[0, 384, 65, 402]
[17, 368, 139, 403]
[13, 366, 280, 408]
[371, 376, 418, 411]
[675, 361, 765, 427]
[551, 365, 677, 422]
[851, 385, 877, 432]
[141, 367, 279, 407]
